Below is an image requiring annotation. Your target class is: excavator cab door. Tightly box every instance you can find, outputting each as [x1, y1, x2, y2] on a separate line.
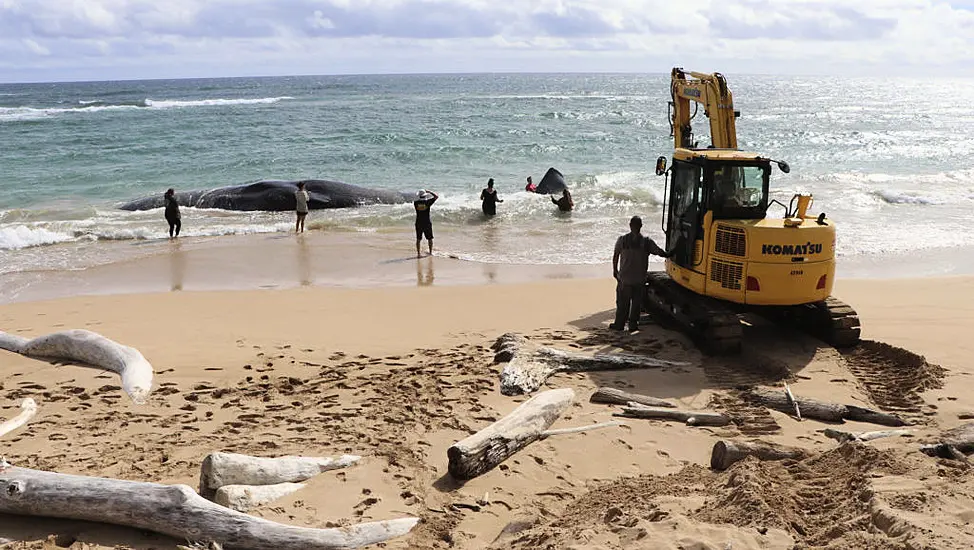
[665, 160, 704, 269]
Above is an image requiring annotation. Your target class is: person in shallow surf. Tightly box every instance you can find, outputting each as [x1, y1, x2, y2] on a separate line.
[524, 176, 537, 193]
[480, 178, 503, 216]
[414, 188, 439, 257]
[294, 181, 310, 233]
[551, 188, 574, 212]
[164, 188, 181, 239]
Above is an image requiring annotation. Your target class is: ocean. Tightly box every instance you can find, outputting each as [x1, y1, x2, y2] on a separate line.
[1, 73, 973, 301]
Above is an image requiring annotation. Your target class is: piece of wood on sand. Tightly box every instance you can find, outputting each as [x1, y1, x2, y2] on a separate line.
[920, 422, 974, 461]
[0, 463, 418, 550]
[0, 398, 37, 439]
[744, 387, 907, 426]
[448, 388, 573, 480]
[821, 428, 914, 444]
[199, 452, 361, 500]
[615, 402, 730, 427]
[590, 387, 676, 409]
[214, 482, 306, 512]
[710, 440, 810, 471]
[494, 333, 689, 396]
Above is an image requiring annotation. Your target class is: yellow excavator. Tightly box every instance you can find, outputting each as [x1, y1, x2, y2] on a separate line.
[646, 68, 860, 353]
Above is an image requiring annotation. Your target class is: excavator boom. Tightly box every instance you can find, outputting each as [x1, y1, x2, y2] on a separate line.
[670, 68, 738, 149]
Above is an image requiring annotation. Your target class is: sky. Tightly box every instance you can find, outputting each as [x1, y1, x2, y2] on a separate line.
[0, 0, 972, 83]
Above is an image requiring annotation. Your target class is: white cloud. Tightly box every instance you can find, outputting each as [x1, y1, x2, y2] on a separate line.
[0, 0, 971, 82]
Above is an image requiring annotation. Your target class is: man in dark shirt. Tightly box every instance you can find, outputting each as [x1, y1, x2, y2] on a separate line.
[164, 188, 181, 239]
[414, 189, 439, 257]
[611, 216, 668, 332]
[551, 188, 574, 212]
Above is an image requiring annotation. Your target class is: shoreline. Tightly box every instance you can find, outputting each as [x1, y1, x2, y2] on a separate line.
[5, 224, 974, 305]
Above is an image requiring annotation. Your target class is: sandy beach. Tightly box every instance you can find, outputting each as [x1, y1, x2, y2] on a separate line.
[2, 270, 974, 549]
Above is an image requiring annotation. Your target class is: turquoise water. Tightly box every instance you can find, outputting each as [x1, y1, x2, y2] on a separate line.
[1, 73, 973, 281]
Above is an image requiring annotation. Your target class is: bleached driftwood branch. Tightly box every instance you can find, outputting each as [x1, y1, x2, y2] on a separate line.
[199, 452, 360, 500]
[744, 387, 907, 427]
[0, 399, 37, 439]
[821, 428, 913, 444]
[615, 403, 730, 426]
[214, 482, 306, 512]
[540, 420, 624, 438]
[447, 388, 573, 480]
[0, 330, 153, 404]
[493, 333, 689, 396]
[0, 464, 418, 549]
[710, 440, 809, 471]
[590, 387, 676, 408]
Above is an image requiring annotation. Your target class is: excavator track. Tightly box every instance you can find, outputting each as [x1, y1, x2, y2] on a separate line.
[754, 296, 861, 349]
[643, 272, 743, 354]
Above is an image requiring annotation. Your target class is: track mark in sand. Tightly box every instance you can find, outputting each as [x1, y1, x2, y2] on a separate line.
[709, 391, 781, 436]
[841, 340, 946, 420]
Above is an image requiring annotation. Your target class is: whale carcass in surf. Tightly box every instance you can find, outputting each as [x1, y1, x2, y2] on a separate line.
[119, 179, 412, 212]
[534, 167, 569, 195]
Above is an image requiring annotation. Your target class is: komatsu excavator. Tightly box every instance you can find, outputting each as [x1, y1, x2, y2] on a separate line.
[646, 68, 860, 353]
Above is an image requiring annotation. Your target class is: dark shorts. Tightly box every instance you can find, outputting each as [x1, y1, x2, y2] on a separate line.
[165, 214, 180, 226]
[296, 211, 308, 218]
[415, 223, 433, 240]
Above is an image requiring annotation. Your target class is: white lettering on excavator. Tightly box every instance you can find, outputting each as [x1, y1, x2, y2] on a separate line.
[761, 243, 823, 255]
[684, 87, 701, 98]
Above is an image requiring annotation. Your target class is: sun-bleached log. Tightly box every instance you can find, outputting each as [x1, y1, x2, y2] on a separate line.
[590, 387, 676, 409]
[0, 330, 153, 404]
[199, 452, 360, 500]
[822, 428, 913, 444]
[494, 333, 689, 396]
[744, 388, 906, 426]
[0, 399, 37, 439]
[540, 420, 624, 438]
[710, 440, 809, 471]
[615, 403, 730, 427]
[214, 482, 306, 512]
[447, 388, 574, 480]
[0, 464, 418, 549]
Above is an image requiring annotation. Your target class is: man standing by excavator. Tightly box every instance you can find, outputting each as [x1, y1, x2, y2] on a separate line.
[611, 216, 669, 332]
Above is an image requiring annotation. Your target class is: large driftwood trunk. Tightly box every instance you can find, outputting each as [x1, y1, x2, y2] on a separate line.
[744, 388, 906, 426]
[616, 403, 730, 427]
[494, 333, 688, 396]
[0, 329, 153, 404]
[200, 452, 360, 500]
[0, 399, 37, 439]
[589, 387, 675, 409]
[710, 440, 810, 471]
[0, 465, 417, 549]
[447, 388, 573, 480]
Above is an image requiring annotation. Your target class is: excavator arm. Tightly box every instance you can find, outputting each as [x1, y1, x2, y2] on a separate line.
[670, 67, 740, 150]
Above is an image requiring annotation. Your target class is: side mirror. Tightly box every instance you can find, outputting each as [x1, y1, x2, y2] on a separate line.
[655, 156, 667, 176]
[777, 160, 791, 174]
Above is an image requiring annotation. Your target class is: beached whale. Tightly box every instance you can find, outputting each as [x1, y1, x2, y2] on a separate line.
[534, 167, 569, 195]
[119, 179, 412, 212]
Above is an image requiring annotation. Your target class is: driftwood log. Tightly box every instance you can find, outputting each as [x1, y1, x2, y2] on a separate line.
[590, 387, 675, 408]
[745, 387, 906, 427]
[822, 428, 913, 444]
[0, 329, 153, 404]
[448, 388, 573, 480]
[616, 403, 730, 427]
[214, 482, 306, 512]
[493, 333, 689, 396]
[0, 399, 37, 439]
[199, 452, 360, 500]
[710, 440, 810, 471]
[920, 422, 974, 460]
[0, 463, 417, 549]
